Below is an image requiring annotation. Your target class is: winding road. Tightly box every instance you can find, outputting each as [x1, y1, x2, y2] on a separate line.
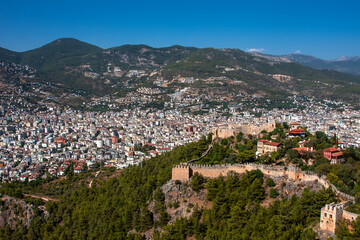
[89, 170, 101, 188]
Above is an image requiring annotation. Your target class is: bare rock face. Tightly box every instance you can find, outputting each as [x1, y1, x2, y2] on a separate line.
[0, 195, 48, 229]
[280, 178, 323, 198]
[313, 225, 337, 240]
[160, 180, 211, 224]
[160, 176, 327, 224]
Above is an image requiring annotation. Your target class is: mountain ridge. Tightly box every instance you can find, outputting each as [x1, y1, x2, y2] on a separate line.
[249, 52, 360, 76]
[1, 38, 360, 104]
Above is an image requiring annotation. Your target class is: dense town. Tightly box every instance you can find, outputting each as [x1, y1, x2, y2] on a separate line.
[1, 84, 360, 183]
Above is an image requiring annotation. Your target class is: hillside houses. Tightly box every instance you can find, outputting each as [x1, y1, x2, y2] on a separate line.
[257, 139, 281, 155]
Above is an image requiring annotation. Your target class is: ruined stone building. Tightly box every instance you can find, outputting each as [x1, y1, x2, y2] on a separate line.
[320, 202, 359, 233]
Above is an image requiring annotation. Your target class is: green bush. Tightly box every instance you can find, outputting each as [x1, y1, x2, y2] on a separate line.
[190, 172, 205, 192]
[221, 138, 229, 145]
[173, 201, 180, 209]
[265, 178, 276, 187]
[270, 188, 279, 198]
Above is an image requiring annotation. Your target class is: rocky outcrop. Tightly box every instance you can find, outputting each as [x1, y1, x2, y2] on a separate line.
[161, 180, 211, 224]
[0, 195, 48, 229]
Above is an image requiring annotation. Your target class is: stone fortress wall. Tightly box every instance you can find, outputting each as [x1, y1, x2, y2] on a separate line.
[173, 121, 357, 234]
[320, 202, 360, 233]
[211, 121, 276, 139]
[172, 163, 354, 202]
[172, 163, 357, 234]
[343, 209, 359, 222]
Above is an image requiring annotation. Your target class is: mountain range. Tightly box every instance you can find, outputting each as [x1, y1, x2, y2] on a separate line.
[1, 38, 360, 104]
[250, 52, 360, 76]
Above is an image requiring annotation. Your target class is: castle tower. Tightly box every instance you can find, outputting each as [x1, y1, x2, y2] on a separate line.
[320, 203, 345, 233]
[286, 166, 300, 181]
[172, 164, 191, 181]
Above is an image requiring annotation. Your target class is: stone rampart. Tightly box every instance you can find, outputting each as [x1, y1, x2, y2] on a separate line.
[212, 121, 276, 139]
[343, 210, 360, 222]
[172, 165, 191, 181]
[172, 162, 359, 234]
[172, 161, 358, 236]
[191, 165, 229, 178]
[172, 163, 355, 202]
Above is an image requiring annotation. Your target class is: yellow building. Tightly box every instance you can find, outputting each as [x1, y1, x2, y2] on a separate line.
[257, 139, 281, 154]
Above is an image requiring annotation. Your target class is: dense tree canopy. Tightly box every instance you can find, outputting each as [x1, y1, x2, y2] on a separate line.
[158, 172, 337, 240]
[0, 135, 212, 239]
[1, 128, 358, 239]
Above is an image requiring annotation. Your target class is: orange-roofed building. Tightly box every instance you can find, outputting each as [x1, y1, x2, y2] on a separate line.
[292, 146, 314, 154]
[337, 141, 345, 149]
[323, 147, 344, 164]
[257, 139, 281, 154]
[55, 137, 66, 146]
[289, 128, 306, 138]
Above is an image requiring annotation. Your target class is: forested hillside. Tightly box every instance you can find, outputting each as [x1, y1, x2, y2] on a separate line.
[160, 173, 336, 240]
[0, 135, 211, 239]
[0, 133, 346, 239]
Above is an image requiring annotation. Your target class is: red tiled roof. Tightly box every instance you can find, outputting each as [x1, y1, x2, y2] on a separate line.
[258, 139, 267, 142]
[332, 152, 343, 157]
[292, 147, 314, 153]
[265, 142, 281, 146]
[323, 147, 340, 153]
[289, 128, 305, 133]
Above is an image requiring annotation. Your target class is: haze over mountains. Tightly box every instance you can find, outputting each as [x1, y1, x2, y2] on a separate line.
[251, 52, 360, 76]
[1, 38, 360, 104]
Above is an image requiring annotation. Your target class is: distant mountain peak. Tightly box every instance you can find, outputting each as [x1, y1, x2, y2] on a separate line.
[335, 56, 351, 61]
[277, 53, 360, 76]
[44, 38, 101, 49]
[332, 56, 360, 62]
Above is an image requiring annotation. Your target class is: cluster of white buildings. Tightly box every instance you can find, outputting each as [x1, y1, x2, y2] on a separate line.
[1, 88, 360, 183]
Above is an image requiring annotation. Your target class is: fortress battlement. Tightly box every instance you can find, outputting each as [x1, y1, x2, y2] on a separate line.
[172, 162, 357, 234]
[172, 164, 190, 169]
[172, 163, 355, 202]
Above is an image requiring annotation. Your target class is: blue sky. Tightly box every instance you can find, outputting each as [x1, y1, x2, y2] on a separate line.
[1, 0, 359, 59]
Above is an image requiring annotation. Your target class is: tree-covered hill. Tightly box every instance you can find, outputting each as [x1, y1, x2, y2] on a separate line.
[0, 134, 344, 239]
[0, 47, 22, 64]
[0, 135, 211, 239]
[163, 48, 360, 102]
[1, 38, 360, 102]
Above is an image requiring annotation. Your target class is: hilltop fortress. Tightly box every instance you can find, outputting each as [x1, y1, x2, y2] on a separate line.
[172, 163, 358, 234]
[211, 120, 276, 139]
[173, 119, 359, 235]
[172, 163, 354, 202]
